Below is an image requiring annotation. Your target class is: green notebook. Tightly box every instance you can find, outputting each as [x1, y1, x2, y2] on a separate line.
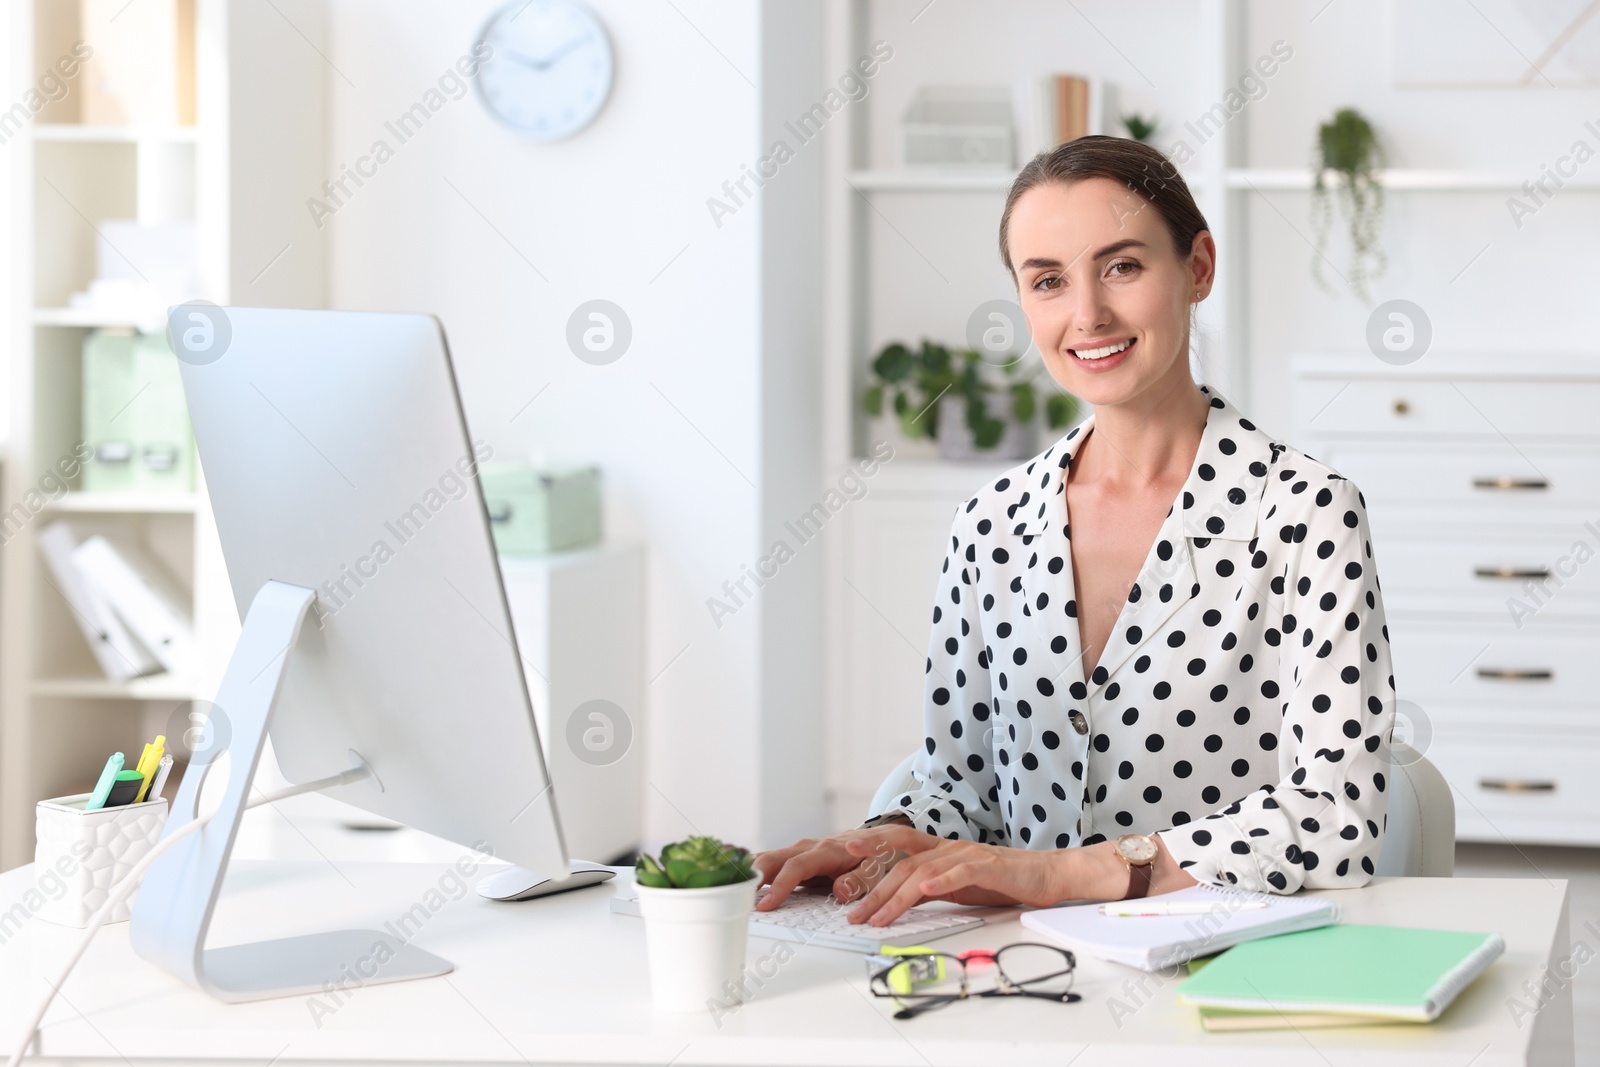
[1176, 924, 1505, 1023]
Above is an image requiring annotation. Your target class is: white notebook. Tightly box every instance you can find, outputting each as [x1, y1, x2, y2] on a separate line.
[1020, 884, 1340, 972]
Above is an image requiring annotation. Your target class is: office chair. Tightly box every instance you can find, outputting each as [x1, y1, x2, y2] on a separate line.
[866, 738, 1455, 878]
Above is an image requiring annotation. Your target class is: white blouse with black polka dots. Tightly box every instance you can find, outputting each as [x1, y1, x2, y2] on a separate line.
[897, 384, 1398, 894]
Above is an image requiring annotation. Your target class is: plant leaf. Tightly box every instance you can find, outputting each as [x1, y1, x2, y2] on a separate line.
[862, 384, 883, 417]
[872, 343, 914, 383]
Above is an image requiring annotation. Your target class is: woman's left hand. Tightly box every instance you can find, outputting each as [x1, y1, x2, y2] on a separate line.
[841, 826, 1067, 926]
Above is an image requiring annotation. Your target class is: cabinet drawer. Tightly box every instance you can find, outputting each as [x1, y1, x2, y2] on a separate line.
[1389, 622, 1600, 712]
[1296, 377, 1600, 438]
[1316, 442, 1600, 512]
[1425, 731, 1600, 845]
[1379, 532, 1600, 611]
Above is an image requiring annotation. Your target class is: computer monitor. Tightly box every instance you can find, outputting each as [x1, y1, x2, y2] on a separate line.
[129, 307, 573, 1002]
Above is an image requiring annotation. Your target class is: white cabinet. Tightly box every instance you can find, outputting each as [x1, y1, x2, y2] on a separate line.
[500, 544, 645, 865]
[1293, 352, 1600, 846]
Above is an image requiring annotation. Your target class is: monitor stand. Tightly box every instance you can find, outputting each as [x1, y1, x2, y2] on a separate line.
[128, 580, 453, 1002]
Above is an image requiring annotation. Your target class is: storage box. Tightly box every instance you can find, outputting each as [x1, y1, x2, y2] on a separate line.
[479, 464, 602, 555]
[901, 86, 1015, 168]
[82, 329, 196, 494]
[34, 793, 168, 927]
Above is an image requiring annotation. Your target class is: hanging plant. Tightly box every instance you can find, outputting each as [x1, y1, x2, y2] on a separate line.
[1310, 107, 1387, 303]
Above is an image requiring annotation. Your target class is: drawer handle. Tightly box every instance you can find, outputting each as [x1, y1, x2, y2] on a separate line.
[1474, 566, 1551, 580]
[1392, 398, 1410, 415]
[1472, 477, 1549, 491]
[1475, 667, 1554, 681]
[1479, 778, 1557, 793]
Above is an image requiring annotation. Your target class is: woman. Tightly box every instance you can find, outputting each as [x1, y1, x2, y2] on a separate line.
[754, 136, 1398, 926]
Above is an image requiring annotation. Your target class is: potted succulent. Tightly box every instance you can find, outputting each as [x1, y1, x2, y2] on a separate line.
[1310, 107, 1387, 302]
[634, 836, 758, 1012]
[861, 339, 1081, 462]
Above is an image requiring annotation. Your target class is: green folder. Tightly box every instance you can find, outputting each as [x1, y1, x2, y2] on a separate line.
[1176, 924, 1505, 1023]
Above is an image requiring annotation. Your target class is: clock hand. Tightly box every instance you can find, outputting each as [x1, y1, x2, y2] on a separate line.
[504, 49, 547, 70]
[529, 34, 589, 69]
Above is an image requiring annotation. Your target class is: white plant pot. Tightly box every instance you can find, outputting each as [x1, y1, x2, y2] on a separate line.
[636, 878, 757, 1013]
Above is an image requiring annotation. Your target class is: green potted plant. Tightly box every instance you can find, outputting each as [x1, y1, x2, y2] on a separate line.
[861, 339, 1081, 462]
[1120, 113, 1159, 143]
[633, 836, 758, 1012]
[1310, 107, 1387, 302]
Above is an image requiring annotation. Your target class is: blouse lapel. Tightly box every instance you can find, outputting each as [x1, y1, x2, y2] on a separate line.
[1013, 385, 1272, 700]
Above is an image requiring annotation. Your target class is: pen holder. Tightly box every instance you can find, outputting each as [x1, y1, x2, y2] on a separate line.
[33, 793, 168, 928]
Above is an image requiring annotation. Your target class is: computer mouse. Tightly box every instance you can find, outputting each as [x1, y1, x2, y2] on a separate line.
[475, 860, 617, 901]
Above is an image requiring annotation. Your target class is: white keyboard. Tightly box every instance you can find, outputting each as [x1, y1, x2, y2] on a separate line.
[609, 886, 985, 952]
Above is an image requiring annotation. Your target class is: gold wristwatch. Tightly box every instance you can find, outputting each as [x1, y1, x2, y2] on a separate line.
[1115, 833, 1158, 899]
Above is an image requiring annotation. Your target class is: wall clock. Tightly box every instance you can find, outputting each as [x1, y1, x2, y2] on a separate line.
[474, 0, 615, 140]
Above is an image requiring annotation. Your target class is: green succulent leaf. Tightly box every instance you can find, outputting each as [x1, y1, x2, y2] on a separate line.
[635, 854, 672, 888]
[645, 836, 758, 888]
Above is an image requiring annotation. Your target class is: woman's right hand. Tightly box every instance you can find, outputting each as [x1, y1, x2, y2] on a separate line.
[751, 828, 908, 911]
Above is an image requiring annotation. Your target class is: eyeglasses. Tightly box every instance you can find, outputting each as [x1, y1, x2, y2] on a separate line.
[867, 942, 1081, 1020]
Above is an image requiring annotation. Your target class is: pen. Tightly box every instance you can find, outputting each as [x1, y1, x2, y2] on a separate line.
[147, 753, 174, 801]
[134, 734, 166, 803]
[1099, 900, 1270, 917]
[85, 752, 124, 811]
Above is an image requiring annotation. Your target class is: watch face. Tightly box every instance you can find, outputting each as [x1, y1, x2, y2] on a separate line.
[1118, 834, 1158, 864]
[474, 0, 614, 141]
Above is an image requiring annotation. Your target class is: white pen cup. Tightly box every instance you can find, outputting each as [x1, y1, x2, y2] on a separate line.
[33, 793, 169, 927]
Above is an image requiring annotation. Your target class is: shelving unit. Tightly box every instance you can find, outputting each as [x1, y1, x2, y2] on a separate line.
[815, 0, 1600, 834]
[0, 0, 326, 868]
[816, 0, 1243, 826]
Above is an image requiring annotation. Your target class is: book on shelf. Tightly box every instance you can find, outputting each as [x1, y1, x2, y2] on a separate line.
[37, 521, 162, 682]
[1033, 74, 1118, 153]
[71, 532, 197, 679]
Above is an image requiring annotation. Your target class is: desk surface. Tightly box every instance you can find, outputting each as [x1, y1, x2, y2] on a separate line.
[0, 861, 1575, 1067]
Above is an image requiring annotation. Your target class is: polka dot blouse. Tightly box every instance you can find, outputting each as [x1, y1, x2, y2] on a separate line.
[899, 384, 1398, 894]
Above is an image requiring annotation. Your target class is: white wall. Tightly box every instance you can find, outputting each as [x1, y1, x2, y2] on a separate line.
[307, 0, 826, 851]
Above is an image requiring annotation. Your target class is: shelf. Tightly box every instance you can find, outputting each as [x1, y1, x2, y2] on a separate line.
[870, 455, 1021, 496]
[32, 675, 199, 701]
[33, 124, 199, 144]
[32, 308, 165, 329]
[42, 491, 200, 514]
[1225, 168, 1600, 191]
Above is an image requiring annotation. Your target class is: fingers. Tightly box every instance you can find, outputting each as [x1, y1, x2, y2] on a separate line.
[751, 839, 815, 885]
[847, 851, 959, 926]
[755, 843, 850, 911]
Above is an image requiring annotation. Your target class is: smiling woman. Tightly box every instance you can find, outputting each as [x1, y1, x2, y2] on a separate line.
[754, 136, 1399, 927]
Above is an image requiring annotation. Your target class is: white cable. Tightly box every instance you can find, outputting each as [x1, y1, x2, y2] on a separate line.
[7, 765, 370, 1067]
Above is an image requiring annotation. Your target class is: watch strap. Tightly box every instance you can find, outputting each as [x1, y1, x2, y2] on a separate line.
[1125, 858, 1154, 899]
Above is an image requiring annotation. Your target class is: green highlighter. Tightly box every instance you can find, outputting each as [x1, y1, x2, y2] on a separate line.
[84, 752, 124, 810]
[103, 770, 147, 808]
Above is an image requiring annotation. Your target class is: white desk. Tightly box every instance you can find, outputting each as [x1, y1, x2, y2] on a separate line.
[0, 861, 1574, 1066]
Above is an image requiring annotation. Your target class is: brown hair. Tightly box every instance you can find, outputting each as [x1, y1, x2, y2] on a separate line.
[998, 135, 1210, 276]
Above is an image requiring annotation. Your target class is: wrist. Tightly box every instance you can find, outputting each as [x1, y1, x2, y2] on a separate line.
[1057, 842, 1131, 901]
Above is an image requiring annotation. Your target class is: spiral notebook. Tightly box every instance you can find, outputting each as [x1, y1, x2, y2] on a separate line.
[1019, 884, 1339, 971]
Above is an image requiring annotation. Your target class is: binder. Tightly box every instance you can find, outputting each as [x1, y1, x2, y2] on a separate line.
[1177, 923, 1506, 1024]
[71, 533, 196, 678]
[37, 522, 161, 681]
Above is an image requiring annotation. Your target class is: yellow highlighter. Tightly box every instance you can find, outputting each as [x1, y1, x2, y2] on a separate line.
[869, 945, 947, 996]
[134, 734, 166, 803]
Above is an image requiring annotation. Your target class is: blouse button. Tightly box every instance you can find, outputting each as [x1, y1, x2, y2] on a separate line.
[1068, 710, 1088, 735]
